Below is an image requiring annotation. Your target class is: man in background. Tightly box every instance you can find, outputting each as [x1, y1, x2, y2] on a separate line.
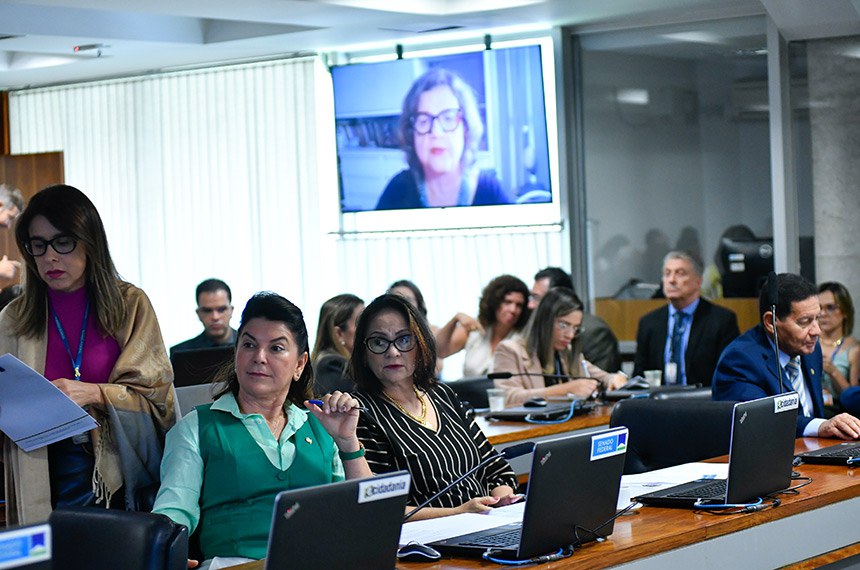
[530, 266, 621, 372]
[170, 278, 237, 357]
[633, 251, 739, 386]
[0, 184, 24, 280]
[713, 272, 860, 439]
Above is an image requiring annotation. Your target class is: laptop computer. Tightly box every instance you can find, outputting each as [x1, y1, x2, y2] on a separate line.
[265, 471, 410, 570]
[796, 441, 860, 465]
[0, 523, 51, 569]
[484, 400, 595, 421]
[428, 427, 628, 559]
[170, 345, 233, 387]
[635, 393, 798, 507]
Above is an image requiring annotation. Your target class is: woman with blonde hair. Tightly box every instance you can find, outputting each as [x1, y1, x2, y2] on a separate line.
[311, 293, 364, 395]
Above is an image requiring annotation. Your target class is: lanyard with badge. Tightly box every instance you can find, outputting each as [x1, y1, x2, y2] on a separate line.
[50, 299, 91, 444]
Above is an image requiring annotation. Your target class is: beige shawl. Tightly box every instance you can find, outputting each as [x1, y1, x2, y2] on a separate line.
[0, 284, 175, 524]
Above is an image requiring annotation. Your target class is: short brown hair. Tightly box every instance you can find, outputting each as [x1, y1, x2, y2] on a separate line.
[477, 274, 530, 329]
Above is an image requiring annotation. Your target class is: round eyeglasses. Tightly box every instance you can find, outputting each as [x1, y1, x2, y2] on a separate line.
[25, 235, 78, 257]
[365, 334, 417, 354]
[411, 108, 463, 135]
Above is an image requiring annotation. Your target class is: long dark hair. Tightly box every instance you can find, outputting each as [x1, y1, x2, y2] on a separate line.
[522, 287, 584, 374]
[819, 281, 855, 336]
[349, 294, 437, 395]
[12, 184, 126, 338]
[215, 292, 313, 407]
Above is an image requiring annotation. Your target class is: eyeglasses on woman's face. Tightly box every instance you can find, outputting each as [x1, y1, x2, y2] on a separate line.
[365, 334, 417, 354]
[25, 234, 78, 257]
[411, 108, 463, 135]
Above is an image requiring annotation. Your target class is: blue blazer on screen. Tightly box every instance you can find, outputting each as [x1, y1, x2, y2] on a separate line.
[712, 325, 824, 436]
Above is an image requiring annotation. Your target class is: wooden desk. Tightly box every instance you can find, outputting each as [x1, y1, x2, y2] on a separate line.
[233, 438, 860, 570]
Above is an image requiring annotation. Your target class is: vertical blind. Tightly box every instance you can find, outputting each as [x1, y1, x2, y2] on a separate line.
[8, 57, 563, 370]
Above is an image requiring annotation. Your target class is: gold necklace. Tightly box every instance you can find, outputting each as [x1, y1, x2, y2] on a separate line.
[383, 386, 427, 426]
[823, 336, 844, 347]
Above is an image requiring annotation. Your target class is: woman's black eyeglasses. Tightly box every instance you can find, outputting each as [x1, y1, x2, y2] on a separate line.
[25, 235, 78, 257]
[365, 335, 417, 354]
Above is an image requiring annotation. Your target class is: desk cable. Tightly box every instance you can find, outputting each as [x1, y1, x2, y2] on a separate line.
[482, 547, 573, 565]
[524, 400, 582, 424]
[572, 501, 641, 546]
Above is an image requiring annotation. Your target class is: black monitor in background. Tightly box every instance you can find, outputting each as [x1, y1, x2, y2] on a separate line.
[719, 237, 775, 298]
[170, 345, 233, 387]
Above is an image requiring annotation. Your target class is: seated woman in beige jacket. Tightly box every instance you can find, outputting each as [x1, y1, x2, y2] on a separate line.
[491, 287, 626, 407]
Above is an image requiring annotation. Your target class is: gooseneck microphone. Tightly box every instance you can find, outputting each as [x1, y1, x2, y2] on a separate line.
[766, 271, 787, 393]
[402, 441, 535, 522]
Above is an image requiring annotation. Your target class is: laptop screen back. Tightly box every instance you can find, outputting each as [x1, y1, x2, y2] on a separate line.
[265, 472, 410, 570]
[725, 393, 798, 504]
[517, 428, 628, 558]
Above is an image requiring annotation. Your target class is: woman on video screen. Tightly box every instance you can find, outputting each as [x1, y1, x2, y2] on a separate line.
[376, 68, 512, 210]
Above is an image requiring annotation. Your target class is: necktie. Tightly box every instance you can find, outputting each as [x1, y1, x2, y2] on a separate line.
[785, 356, 812, 416]
[669, 312, 687, 384]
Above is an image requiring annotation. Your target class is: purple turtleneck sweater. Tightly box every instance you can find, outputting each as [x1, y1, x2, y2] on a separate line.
[44, 287, 120, 383]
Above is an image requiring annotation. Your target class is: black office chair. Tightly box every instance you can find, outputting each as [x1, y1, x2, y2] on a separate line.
[650, 386, 713, 400]
[50, 507, 188, 570]
[442, 376, 494, 409]
[609, 398, 736, 474]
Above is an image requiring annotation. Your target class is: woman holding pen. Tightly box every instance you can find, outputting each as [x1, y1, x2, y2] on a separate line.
[490, 287, 627, 407]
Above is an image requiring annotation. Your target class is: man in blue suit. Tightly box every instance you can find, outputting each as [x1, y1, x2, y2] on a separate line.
[713, 273, 860, 439]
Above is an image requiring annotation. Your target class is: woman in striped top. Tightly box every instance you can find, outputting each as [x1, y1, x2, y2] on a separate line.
[351, 294, 519, 521]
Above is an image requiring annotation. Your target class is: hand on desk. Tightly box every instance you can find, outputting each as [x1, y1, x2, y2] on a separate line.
[818, 413, 860, 440]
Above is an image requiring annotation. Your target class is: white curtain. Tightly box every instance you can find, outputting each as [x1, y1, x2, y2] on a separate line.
[9, 58, 330, 347]
[8, 58, 563, 366]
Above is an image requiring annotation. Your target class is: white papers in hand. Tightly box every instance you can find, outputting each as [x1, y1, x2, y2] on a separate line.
[0, 353, 99, 452]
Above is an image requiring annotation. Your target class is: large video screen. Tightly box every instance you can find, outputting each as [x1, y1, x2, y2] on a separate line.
[331, 41, 557, 230]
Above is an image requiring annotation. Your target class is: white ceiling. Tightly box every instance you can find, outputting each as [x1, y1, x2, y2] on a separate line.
[0, 0, 858, 90]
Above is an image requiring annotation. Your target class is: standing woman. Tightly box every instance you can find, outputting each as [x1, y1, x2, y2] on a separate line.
[311, 293, 364, 395]
[818, 282, 859, 403]
[491, 288, 627, 407]
[0, 184, 175, 524]
[352, 295, 519, 521]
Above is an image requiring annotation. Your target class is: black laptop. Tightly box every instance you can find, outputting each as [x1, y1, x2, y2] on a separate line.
[170, 345, 233, 387]
[428, 427, 628, 559]
[265, 471, 410, 570]
[635, 393, 798, 507]
[484, 400, 595, 421]
[796, 441, 860, 465]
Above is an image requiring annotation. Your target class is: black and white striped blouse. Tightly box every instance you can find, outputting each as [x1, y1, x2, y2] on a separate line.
[355, 382, 518, 509]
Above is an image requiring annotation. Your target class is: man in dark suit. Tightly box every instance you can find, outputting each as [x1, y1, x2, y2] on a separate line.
[713, 273, 860, 439]
[633, 251, 739, 386]
[530, 266, 621, 372]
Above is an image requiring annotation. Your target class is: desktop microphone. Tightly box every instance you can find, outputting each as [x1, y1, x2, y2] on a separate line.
[766, 271, 787, 393]
[402, 441, 535, 522]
